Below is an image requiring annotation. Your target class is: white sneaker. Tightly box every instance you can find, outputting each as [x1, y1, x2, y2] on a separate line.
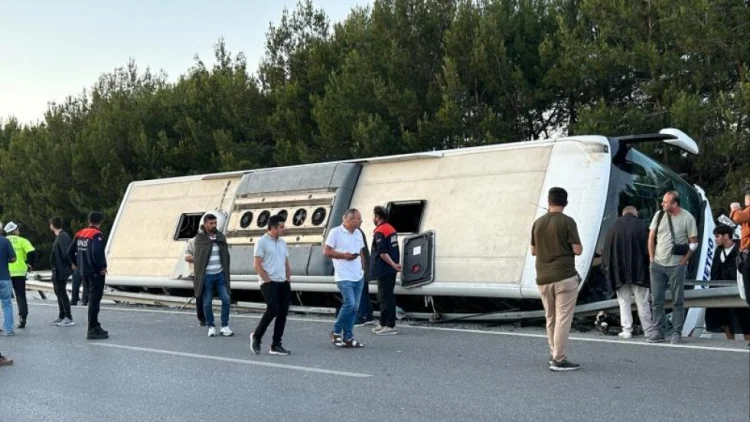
[208, 327, 217, 337]
[372, 324, 384, 334]
[375, 326, 399, 336]
[618, 331, 632, 339]
[57, 318, 76, 327]
[220, 326, 234, 337]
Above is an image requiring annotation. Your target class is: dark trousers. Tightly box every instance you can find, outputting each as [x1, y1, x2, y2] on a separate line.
[71, 270, 89, 305]
[52, 274, 72, 320]
[196, 293, 205, 323]
[742, 258, 750, 308]
[377, 274, 397, 328]
[357, 280, 374, 322]
[254, 282, 292, 346]
[85, 274, 106, 330]
[11, 277, 27, 319]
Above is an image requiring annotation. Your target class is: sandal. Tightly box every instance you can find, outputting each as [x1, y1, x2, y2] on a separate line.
[342, 339, 364, 348]
[331, 332, 344, 347]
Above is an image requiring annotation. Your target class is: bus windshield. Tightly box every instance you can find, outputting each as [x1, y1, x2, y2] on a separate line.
[581, 147, 705, 303]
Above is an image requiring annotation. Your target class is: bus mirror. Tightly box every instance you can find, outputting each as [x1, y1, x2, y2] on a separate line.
[659, 128, 699, 155]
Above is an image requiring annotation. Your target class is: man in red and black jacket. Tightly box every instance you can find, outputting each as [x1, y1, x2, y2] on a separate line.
[67, 212, 109, 340]
[370, 206, 402, 336]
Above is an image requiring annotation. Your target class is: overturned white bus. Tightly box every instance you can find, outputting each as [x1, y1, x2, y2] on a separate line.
[103, 128, 718, 325]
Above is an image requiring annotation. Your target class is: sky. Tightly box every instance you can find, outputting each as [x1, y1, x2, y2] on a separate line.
[0, 0, 370, 124]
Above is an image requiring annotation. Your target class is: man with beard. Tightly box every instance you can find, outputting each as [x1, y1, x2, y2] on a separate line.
[188, 213, 233, 338]
[648, 191, 698, 344]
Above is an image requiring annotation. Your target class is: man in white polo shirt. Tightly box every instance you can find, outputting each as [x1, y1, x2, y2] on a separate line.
[251, 214, 292, 356]
[324, 208, 367, 348]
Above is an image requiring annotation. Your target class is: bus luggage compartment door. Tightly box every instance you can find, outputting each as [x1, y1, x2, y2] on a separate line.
[401, 230, 435, 288]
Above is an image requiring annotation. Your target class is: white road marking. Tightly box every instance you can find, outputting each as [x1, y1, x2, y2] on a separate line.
[404, 325, 750, 354]
[30, 302, 750, 354]
[91, 343, 372, 378]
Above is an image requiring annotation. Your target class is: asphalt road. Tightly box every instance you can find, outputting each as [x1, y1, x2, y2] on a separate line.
[2, 301, 749, 422]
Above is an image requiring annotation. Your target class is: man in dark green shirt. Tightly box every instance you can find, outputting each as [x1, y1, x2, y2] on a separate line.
[530, 187, 583, 372]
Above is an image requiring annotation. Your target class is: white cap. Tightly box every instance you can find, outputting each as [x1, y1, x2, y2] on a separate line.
[4, 221, 17, 233]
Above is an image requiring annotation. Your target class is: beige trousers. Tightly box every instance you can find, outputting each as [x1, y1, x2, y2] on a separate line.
[537, 275, 579, 362]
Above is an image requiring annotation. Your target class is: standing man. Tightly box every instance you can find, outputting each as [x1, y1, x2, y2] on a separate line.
[70, 269, 88, 307]
[250, 215, 292, 356]
[184, 236, 206, 326]
[730, 187, 750, 307]
[67, 212, 109, 340]
[370, 206, 402, 336]
[189, 213, 233, 338]
[5, 222, 36, 329]
[530, 187, 582, 372]
[602, 206, 656, 339]
[49, 217, 75, 327]
[355, 227, 375, 327]
[648, 191, 698, 344]
[324, 209, 367, 348]
[0, 231, 17, 336]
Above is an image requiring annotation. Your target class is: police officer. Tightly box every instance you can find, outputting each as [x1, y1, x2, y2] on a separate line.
[67, 212, 109, 340]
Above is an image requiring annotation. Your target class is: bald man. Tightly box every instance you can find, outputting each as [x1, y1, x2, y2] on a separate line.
[603, 206, 657, 339]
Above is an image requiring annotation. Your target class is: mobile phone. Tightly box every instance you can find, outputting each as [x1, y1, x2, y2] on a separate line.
[351, 253, 360, 258]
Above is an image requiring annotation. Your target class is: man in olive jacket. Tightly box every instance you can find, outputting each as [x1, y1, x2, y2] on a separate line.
[187, 213, 233, 337]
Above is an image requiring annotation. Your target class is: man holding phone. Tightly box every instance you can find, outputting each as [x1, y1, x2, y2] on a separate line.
[324, 209, 367, 348]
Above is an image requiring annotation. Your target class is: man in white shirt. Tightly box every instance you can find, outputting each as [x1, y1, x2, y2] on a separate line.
[324, 209, 367, 348]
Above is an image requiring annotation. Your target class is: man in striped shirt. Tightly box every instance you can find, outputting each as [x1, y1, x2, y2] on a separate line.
[189, 213, 233, 337]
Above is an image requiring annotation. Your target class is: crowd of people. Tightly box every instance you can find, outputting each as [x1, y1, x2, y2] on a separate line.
[0, 212, 109, 365]
[531, 186, 750, 372]
[1, 186, 749, 371]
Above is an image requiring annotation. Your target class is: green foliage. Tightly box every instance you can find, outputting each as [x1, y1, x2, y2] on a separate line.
[1, 0, 748, 267]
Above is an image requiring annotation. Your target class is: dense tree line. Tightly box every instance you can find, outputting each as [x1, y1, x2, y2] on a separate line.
[1, 0, 749, 267]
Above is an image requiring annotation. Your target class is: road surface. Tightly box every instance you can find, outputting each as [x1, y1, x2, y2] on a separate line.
[2, 300, 749, 421]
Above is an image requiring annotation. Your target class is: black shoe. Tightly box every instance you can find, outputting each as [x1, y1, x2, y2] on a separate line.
[81, 302, 88, 307]
[71, 302, 78, 307]
[250, 332, 261, 355]
[549, 359, 580, 372]
[270, 345, 291, 356]
[87, 329, 109, 340]
[199, 320, 206, 327]
[17, 318, 26, 329]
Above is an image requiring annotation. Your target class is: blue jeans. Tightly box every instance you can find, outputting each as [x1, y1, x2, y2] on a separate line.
[203, 272, 230, 328]
[0, 279, 14, 333]
[650, 263, 686, 337]
[334, 279, 364, 341]
[356, 280, 374, 322]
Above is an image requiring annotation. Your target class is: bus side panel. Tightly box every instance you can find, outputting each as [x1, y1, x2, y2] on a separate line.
[352, 145, 553, 287]
[107, 177, 240, 278]
[520, 140, 612, 299]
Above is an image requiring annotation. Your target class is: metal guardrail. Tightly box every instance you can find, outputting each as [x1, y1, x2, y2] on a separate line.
[27, 267, 747, 322]
[24, 279, 336, 316]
